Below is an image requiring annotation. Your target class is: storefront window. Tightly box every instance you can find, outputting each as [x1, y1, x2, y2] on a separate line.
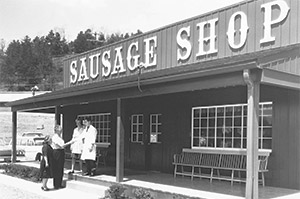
[150, 114, 162, 143]
[131, 114, 144, 143]
[78, 113, 111, 144]
[192, 102, 272, 150]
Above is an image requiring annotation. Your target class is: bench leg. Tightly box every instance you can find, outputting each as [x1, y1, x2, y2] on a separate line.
[199, 168, 202, 179]
[217, 169, 220, 181]
[261, 172, 265, 187]
[174, 165, 177, 178]
[210, 168, 214, 183]
[191, 166, 194, 180]
[238, 171, 241, 183]
[231, 170, 234, 186]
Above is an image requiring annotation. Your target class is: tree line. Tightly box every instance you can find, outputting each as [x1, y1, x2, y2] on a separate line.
[0, 29, 142, 91]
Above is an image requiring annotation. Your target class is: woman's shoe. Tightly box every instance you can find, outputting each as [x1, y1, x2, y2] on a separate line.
[41, 186, 49, 191]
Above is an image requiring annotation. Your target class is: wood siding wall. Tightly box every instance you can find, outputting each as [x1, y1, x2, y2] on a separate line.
[266, 86, 300, 189]
[60, 85, 300, 189]
[63, 0, 300, 88]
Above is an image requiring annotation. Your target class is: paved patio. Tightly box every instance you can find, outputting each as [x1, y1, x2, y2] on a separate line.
[12, 160, 300, 199]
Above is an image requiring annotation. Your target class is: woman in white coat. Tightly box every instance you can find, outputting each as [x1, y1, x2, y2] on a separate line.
[81, 116, 97, 176]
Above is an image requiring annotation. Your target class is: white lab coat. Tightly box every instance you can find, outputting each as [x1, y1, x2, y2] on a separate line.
[70, 127, 83, 154]
[80, 125, 97, 161]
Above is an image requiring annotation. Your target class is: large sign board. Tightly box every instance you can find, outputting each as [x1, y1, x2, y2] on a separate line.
[64, 0, 298, 87]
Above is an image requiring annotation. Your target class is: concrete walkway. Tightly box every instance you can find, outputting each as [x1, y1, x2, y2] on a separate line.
[0, 173, 103, 199]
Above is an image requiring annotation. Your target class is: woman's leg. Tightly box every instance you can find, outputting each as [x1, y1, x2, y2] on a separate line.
[79, 159, 83, 172]
[91, 160, 96, 176]
[71, 156, 75, 172]
[41, 178, 49, 190]
[85, 159, 91, 174]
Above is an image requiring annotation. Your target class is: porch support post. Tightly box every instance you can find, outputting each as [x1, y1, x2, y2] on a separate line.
[243, 69, 260, 199]
[55, 105, 61, 125]
[11, 111, 17, 163]
[116, 98, 124, 182]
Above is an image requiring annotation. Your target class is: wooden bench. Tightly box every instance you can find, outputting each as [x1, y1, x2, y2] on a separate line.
[173, 149, 270, 186]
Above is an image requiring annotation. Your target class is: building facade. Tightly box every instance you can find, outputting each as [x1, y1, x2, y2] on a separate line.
[7, 0, 300, 191]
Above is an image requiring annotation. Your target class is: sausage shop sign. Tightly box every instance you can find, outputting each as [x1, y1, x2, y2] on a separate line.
[68, 0, 291, 86]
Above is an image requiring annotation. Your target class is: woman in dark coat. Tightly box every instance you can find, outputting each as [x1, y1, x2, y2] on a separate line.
[40, 135, 53, 191]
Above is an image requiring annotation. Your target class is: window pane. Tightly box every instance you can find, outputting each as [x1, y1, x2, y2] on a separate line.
[263, 128, 272, 138]
[200, 137, 207, 146]
[209, 108, 215, 117]
[263, 116, 272, 126]
[217, 107, 224, 117]
[201, 129, 207, 137]
[209, 119, 215, 127]
[193, 128, 200, 137]
[194, 119, 200, 127]
[208, 129, 215, 137]
[217, 138, 223, 147]
[233, 138, 241, 148]
[226, 107, 233, 116]
[234, 106, 242, 116]
[217, 118, 223, 126]
[132, 134, 137, 142]
[208, 138, 214, 147]
[224, 128, 232, 137]
[191, 102, 272, 150]
[217, 128, 223, 137]
[201, 109, 208, 117]
[193, 138, 199, 147]
[225, 118, 232, 126]
[132, 125, 137, 132]
[234, 128, 241, 137]
[194, 109, 200, 118]
[243, 139, 247, 148]
[201, 119, 207, 127]
[234, 117, 241, 126]
[138, 134, 143, 142]
[263, 139, 272, 149]
[224, 139, 232, 148]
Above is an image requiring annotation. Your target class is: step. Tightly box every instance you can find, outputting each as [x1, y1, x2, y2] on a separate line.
[65, 179, 108, 197]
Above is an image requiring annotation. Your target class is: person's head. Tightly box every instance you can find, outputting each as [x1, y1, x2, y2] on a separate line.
[75, 117, 83, 127]
[83, 116, 92, 127]
[54, 124, 62, 135]
[43, 135, 52, 144]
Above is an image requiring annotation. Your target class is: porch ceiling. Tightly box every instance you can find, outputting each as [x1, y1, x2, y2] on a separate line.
[261, 69, 300, 90]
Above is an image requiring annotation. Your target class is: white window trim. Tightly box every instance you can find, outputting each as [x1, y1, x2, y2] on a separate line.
[131, 114, 144, 143]
[191, 102, 272, 151]
[150, 113, 162, 144]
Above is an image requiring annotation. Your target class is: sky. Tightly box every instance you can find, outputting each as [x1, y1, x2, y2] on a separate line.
[0, 0, 244, 46]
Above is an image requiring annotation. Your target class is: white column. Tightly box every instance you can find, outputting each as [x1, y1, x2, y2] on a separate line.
[243, 69, 260, 199]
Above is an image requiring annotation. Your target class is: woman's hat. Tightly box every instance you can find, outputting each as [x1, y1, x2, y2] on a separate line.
[54, 124, 62, 132]
[44, 135, 51, 143]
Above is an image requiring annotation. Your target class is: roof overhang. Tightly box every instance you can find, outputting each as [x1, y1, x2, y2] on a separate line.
[261, 69, 300, 90]
[6, 58, 258, 112]
[6, 44, 300, 112]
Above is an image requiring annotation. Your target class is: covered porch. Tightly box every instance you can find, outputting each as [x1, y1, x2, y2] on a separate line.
[14, 160, 300, 199]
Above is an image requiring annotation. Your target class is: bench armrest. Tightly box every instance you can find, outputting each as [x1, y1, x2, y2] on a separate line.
[173, 153, 182, 164]
[258, 156, 269, 171]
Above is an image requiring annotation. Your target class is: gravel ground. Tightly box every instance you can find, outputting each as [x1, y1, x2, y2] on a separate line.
[0, 183, 49, 199]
